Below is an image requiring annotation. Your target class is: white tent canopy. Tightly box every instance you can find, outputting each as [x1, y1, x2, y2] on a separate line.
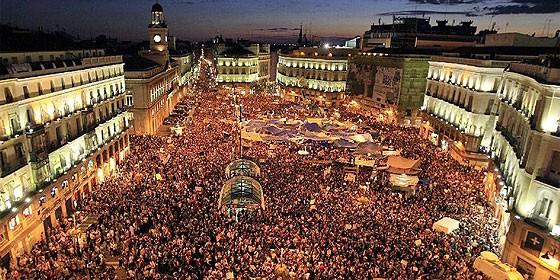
[390, 173, 419, 187]
[433, 217, 460, 234]
[473, 251, 524, 280]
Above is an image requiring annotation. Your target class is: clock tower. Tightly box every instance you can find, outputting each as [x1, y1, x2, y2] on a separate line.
[148, 2, 169, 57]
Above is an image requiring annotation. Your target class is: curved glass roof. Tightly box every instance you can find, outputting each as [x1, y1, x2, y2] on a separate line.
[225, 159, 260, 178]
[219, 176, 265, 209]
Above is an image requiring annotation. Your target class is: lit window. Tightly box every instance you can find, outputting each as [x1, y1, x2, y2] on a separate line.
[538, 197, 553, 218]
[39, 195, 46, 206]
[23, 206, 32, 218]
[8, 216, 20, 230]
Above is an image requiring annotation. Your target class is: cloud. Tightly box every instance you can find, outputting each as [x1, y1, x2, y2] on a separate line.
[408, 0, 484, 4]
[405, 0, 560, 15]
[377, 10, 470, 16]
[481, 0, 560, 15]
[174, 0, 228, 5]
[254, 27, 300, 33]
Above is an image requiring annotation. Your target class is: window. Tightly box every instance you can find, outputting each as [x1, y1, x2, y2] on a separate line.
[1, 190, 10, 211]
[8, 216, 20, 230]
[22, 86, 29, 98]
[39, 195, 46, 206]
[4, 88, 13, 102]
[22, 206, 32, 218]
[550, 151, 560, 178]
[13, 184, 23, 201]
[516, 257, 535, 280]
[538, 197, 553, 218]
[9, 114, 21, 133]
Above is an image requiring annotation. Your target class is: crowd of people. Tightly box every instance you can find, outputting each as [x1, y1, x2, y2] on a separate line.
[4, 53, 499, 279]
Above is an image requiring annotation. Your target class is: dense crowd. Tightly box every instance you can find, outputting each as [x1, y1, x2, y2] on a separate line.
[4, 55, 498, 279]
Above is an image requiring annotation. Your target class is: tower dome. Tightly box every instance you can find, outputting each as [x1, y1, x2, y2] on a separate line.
[151, 3, 163, 13]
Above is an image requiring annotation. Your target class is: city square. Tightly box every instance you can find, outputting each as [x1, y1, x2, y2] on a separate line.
[0, 1, 559, 279]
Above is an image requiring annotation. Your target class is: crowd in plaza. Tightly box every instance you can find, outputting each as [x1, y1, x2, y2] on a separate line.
[4, 56, 498, 279]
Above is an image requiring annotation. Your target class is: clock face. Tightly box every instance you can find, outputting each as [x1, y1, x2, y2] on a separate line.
[153, 34, 162, 43]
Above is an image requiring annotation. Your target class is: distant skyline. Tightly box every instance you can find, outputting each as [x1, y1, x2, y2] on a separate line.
[1, 0, 559, 43]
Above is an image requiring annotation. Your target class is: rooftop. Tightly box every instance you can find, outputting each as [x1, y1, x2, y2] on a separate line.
[220, 46, 255, 57]
[0, 54, 122, 79]
[281, 47, 357, 59]
[0, 24, 99, 52]
[123, 56, 161, 71]
[508, 58, 560, 86]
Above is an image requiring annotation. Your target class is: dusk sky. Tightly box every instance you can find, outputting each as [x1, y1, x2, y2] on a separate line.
[1, 0, 559, 42]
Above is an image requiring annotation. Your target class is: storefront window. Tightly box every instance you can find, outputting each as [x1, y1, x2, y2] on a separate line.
[39, 195, 46, 206]
[516, 257, 535, 280]
[8, 216, 20, 230]
[2, 192, 11, 211]
[23, 206, 32, 218]
[13, 184, 23, 201]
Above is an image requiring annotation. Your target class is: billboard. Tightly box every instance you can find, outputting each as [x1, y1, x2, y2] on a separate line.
[347, 62, 402, 107]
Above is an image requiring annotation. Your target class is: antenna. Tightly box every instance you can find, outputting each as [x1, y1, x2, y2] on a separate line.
[488, 15, 495, 30]
[444, 0, 450, 21]
[504, 22, 509, 33]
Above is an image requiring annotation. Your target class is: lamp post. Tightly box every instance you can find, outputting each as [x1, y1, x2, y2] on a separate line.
[233, 89, 243, 159]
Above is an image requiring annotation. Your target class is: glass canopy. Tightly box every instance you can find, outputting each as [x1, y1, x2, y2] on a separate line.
[219, 176, 265, 210]
[225, 159, 260, 178]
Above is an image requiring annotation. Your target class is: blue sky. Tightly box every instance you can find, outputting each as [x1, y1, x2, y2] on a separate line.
[1, 0, 559, 42]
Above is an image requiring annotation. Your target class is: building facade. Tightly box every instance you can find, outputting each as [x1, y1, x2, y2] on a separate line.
[347, 52, 429, 120]
[491, 61, 560, 280]
[277, 47, 355, 107]
[419, 56, 508, 166]
[361, 17, 478, 50]
[125, 2, 188, 135]
[483, 33, 560, 48]
[0, 49, 131, 265]
[216, 41, 270, 85]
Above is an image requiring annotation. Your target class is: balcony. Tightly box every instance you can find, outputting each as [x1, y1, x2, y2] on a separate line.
[503, 127, 524, 160]
[24, 123, 45, 136]
[0, 128, 24, 142]
[29, 146, 49, 162]
[527, 212, 551, 229]
[1, 158, 27, 178]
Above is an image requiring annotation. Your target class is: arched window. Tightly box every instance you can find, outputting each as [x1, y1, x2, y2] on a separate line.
[4, 88, 13, 103]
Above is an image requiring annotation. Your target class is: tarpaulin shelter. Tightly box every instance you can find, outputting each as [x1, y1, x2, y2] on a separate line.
[355, 142, 382, 155]
[386, 156, 421, 175]
[302, 122, 322, 132]
[333, 139, 359, 148]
